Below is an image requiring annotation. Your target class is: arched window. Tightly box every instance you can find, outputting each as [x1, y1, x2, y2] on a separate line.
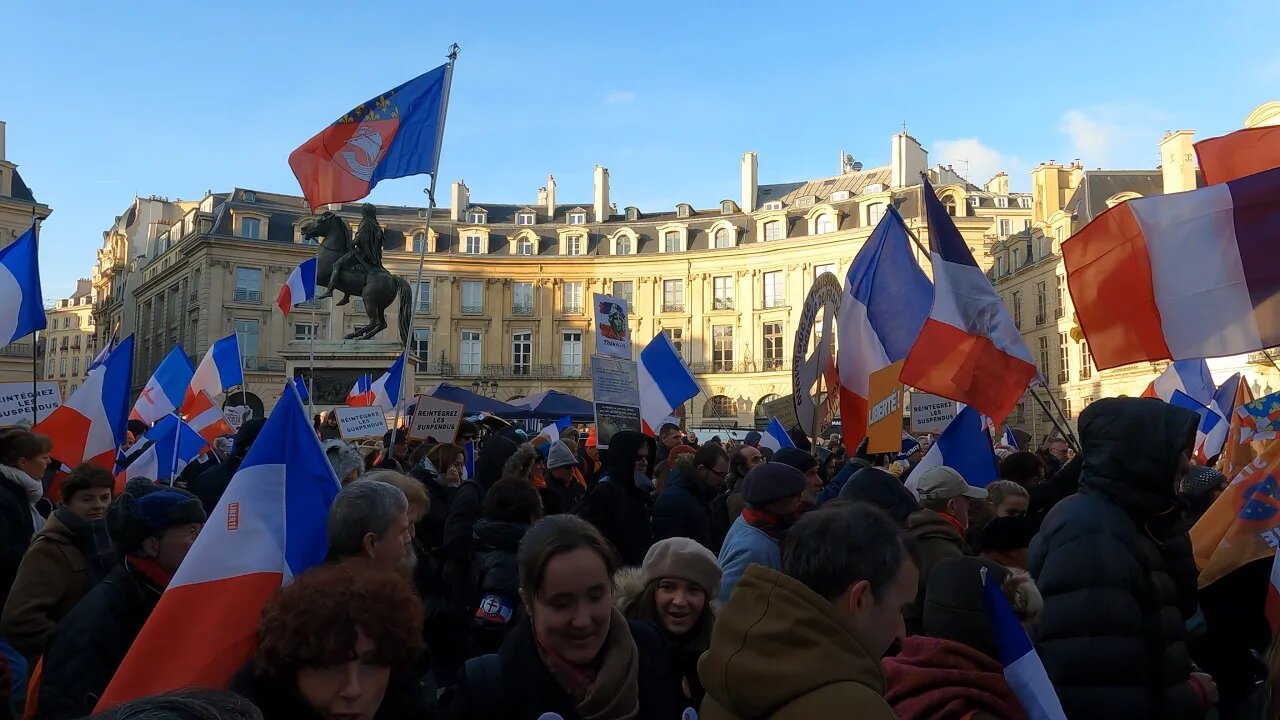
[703, 395, 735, 420]
[815, 213, 835, 234]
[516, 236, 533, 255]
[616, 235, 632, 255]
[714, 228, 733, 249]
[412, 232, 427, 253]
[755, 394, 780, 429]
[943, 197, 957, 217]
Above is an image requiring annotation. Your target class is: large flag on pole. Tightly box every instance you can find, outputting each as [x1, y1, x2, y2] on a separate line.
[638, 331, 700, 435]
[275, 258, 318, 316]
[34, 336, 134, 494]
[835, 207, 932, 454]
[344, 354, 405, 412]
[1195, 125, 1280, 185]
[902, 179, 1035, 425]
[1064, 166, 1280, 369]
[289, 64, 452, 210]
[183, 334, 243, 412]
[116, 415, 208, 488]
[907, 405, 998, 496]
[1143, 359, 1214, 407]
[96, 382, 340, 709]
[131, 347, 195, 425]
[0, 223, 46, 345]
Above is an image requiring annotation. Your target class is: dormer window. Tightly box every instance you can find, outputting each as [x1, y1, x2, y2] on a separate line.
[464, 234, 483, 254]
[614, 233, 633, 255]
[568, 212, 587, 225]
[762, 201, 783, 211]
[861, 183, 887, 194]
[969, 195, 982, 208]
[720, 200, 736, 215]
[516, 236, 534, 255]
[676, 204, 692, 219]
[714, 227, 734, 249]
[239, 217, 261, 239]
[815, 213, 835, 234]
[517, 212, 536, 225]
[663, 231, 681, 253]
[995, 196, 1009, 209]
[467, 209, 487, 224]
[624, 207, 640, 221]
[243, 190, 256, 203]
[794, 196, 815, 209]
[830, 191, 851, 202]
[412, 232, 427, 253]
[566, 235, 585, 256]
[1017, 196, 1032, 209]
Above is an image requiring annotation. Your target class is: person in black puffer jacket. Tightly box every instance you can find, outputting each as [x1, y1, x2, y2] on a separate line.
[466, 479, 542, 658]
[574, 431, 656, 567]
[1030, 397, 1213, 720]
[650, 445, 728, 554]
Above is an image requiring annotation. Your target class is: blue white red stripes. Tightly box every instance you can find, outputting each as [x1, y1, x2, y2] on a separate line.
[902, 180, 1035, 426]
[96, 381, 339, 709]
[346, 374, 374, 406]
[534, 416, 572, 444]
[117, 415, 209, 487]
[1201, 373, 1242, 461]
[907, 406, 998, 497]
[0, 224, 46, 346]
[276, 258, 318, 316]
[184, 334, 243, 411]
[132, 347, 195, 425]
[1146, 359, 1214, 406]
[836, 208, 932, 454]
[759, 417, 794, 453]
[638, 332, 701, 434]
[982, 565, 1067, 720]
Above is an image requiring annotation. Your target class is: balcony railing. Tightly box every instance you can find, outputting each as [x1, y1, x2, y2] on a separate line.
[242, 356, 285, 372]
[713, 298, 735, 310]
[512, 304, 534, 316]
[762, 298, 785, 309]
[0, 343, 33, 358]
[414, 362, 588, 379]
[563, 303, 583, 314]
[687, 360, 782, 374]
[234, 288, 261, 302]
[1058, 371, 1069, 384]
[461, 305, 484, 315]
[661, 302, 685, 313]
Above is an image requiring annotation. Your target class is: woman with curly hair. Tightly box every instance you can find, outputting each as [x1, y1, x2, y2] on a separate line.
[230, 563, 431, 720]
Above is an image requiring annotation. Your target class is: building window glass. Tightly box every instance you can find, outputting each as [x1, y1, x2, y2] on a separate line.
[71, 357, 78, 375]
[1080, 341, 1094, 380]
[460, 331, 481, 375]
[239, 217, 260, 239]
[815, 213, 835, 234]
[1055, 275, 1066, 318]
[412, 281, 431, 312]
[763, 271, 784, 308]
[59, 359, 66, 376]
[235, 319, 260, 363]
[867, 203, 885, 225]
[763, 220, 783, 242]
[712, 325, 734, 372]
[714, 228, 733, 249]
[999, 219, 1012, 237]
[464, 235, 483, 254]
[1011, 290, 1022, 329]
[615, 235, 632, 255]
[412, 232, 427, 253]
[461, 280, 484, 314]
[516, 236, 533, 255]
[1059, 332, 1070, 383]
[568, 212, 587, 225]
[234, 268, 261, 302]
[664, 327, 684, 356]
[705, 395, 735, 419]
[512, 332, 532, 375]
[561, 332, 583, 377]
[1035, 282, 1047, 325]
[566, 235, 584, 256]
[517, 212, 535, 225]
[663, 231, 681, 253]
[662, 279, 684, 312]
[563, 282, 584, 314]
[412, 328, 429, 364]
[1037, 336, 1050, 377]
[712, 276, 734, 310]
[467, 210, 486, 224]
[815, 263, 836, 278]
[294, 322, 322, 341]
[513, 282, 534, 315]
[763, 322, 784, 370]
[612, 281, 633, 310]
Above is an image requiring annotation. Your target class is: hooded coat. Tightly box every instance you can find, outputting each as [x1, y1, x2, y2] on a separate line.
[575, 431, 655, 567]
[466, 518, 529, 657]
[0, 464, 43, 614]
[698, 565, 896, 719]
[1029, 397, 1202, 720]
[651, 467, 719, 553]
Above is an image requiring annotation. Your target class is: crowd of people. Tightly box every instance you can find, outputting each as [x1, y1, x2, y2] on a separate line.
[0, 394, 1275, 719]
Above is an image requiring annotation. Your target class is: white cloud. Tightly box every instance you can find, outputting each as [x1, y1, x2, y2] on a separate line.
[1060, 109, 1116, 165]
[603, 90, 635, 106]
[932, 138, 1023, 187]
[1058, 105, 1170, 168]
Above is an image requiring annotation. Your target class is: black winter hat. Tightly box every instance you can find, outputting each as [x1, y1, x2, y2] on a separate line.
[108, 485, 207, 555]
[772, 447, 818, 474]
[979, 515, 1037, 552]
[740, 462, 807, 506]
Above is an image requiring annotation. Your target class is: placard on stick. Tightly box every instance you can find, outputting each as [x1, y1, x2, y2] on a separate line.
[407, 395, 464, 441]
[0, 382, 62, 426]
[594, 402, 642, 450]
[336, 406, 388, 439]
[866, 360, 905, 454]
[910, 392, 957, 434]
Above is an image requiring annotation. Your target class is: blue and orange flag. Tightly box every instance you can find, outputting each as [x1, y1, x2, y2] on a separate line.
[289, 64, 451, 210]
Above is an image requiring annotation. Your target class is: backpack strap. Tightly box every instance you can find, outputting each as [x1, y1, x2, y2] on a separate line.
[462, 653, 505, 720]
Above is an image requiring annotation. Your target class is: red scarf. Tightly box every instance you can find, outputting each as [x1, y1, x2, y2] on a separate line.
[938, 511, 967, 536]
[126, 555, 174, 592]
[741, 508, 789, 542]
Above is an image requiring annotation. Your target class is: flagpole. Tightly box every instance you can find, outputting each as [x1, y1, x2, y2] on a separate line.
[1027, 382, 1080, 454]
[31, 330, 39, 425]
[1032, 379, 1081, 452]
[169, 411, 181, 485]
[389, 43, 460, 461]
[307, 313, 317, 420]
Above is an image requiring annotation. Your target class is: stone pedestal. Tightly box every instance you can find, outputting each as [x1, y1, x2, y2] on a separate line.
[279, 339, 405, 409]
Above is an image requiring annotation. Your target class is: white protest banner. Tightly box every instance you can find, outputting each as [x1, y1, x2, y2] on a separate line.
[593, 293, 632, 360]
[0, 382, 62, 426]
[910, 392, 957, 433]
[223, 405, 253, 431]
[590, 355, 639, 406]
[407, 395, 465, 441]
[336, 406, 388, 439]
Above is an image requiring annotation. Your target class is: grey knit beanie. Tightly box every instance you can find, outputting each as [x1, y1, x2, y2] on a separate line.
[323, 439, 364, 482]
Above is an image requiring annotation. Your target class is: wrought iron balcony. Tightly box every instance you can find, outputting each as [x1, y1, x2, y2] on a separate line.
[414, 361, 587, 379]
[712, 298, 735, 310]
[233, 288, 261, 302]
[511, 304, 534, 316]
[461, 305, 484, 315]
[661, 302, 685, 313]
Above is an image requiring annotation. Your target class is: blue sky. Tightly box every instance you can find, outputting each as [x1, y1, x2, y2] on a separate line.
[5, 0, 1277, 298]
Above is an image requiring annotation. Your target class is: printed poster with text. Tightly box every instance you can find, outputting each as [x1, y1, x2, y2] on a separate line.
[591, 354, 640, 449]
[866, 360, 905, 454]
[593, 293, 632, 360]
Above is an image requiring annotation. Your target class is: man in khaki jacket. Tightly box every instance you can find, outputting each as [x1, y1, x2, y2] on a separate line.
[698, 503, 917, 719]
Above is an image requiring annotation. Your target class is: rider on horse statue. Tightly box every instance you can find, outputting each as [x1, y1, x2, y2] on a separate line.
[318, 203, 385, 305]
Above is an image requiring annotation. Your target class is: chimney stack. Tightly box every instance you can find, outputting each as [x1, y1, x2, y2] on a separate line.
[546, 174, 557, 218]
[593, 166, 610, 222]
[449, 181, 469, 221]
[740, 152, 758, 212]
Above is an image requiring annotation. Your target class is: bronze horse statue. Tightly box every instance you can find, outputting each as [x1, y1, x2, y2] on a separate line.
[299, 211, 413, 342]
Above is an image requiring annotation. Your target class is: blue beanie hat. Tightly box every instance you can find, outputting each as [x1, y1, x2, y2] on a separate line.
[108, 485, 207, 555]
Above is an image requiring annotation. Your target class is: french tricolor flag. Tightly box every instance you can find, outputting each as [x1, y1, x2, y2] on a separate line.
[759, 417, 794, 453]
[902, 180, 1036, 426]
[638, 332, 700, 435]
[836, 207, 932, 454]
[276, 257, 318, 316]
[983, 565, 1067, 720]
[346, 374, 374, 406]
[183, 334, 243, 412]
[907, 405, 998, 497]
[95, 381, 340, 710]
[534, 415, 572, 444]
[1143, 359, 1214, 407]
[1201, 373, 1242, 461]
[132, 347, 195, 425]
[116, 414, 209, 488]
[34, 335, 134, 494]
[1065, 166, 1280, 370]
[0, 223, 46, 346]
[347, 353, 406, 412]
[183, 389, 234, 443]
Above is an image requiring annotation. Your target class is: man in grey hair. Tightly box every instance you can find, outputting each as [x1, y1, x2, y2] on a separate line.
[326, 478, 412, 572]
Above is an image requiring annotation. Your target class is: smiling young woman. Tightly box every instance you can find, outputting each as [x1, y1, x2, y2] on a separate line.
[445, 515, 686, 720]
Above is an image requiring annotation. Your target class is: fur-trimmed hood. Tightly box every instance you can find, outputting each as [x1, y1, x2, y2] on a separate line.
[613, 566, 646, 613]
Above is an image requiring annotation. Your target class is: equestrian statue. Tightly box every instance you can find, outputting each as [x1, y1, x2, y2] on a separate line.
[299, 203, 413, 342]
